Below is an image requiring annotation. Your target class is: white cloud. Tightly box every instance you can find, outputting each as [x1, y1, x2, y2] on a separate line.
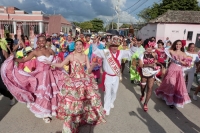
[40, 0, 52, 8]
[0, 0, 139, 23]
[18, 0, 24, 3]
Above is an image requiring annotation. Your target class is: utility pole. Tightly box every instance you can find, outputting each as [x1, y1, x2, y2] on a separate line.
[115, 0, 120, 31]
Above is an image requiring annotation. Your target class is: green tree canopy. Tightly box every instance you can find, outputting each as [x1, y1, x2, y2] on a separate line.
[108, 22, 117, 29]
[120, 23, 131, 28]
[90, 18, 104, 32]
[79, 21, 93, 30]
[138, 0, 200, 22]
[72, 22, 81, 27]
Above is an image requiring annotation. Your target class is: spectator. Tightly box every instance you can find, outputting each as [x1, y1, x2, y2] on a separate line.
[13, 34, 19, 45]
[0, 34, 15, 105]
[24, 35, 31, 47]
[0, 34, 9, 58]
[5, 33, 13, 55]
[46, 38, 56, 53]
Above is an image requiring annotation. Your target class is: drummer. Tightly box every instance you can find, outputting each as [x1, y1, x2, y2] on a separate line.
[138, 40, 159, 112]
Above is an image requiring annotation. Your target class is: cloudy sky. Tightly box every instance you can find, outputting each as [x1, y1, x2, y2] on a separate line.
[0, 0, 199, 24]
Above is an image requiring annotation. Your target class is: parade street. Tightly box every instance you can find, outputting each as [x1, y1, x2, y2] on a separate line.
[0, 69, 200, 133]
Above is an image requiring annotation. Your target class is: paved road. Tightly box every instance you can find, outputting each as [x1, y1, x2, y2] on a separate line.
[0, 69, 200, 133]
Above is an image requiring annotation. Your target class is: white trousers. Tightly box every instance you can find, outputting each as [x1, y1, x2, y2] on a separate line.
[104, 75, 119, 113]
[184, 68, 195, 93]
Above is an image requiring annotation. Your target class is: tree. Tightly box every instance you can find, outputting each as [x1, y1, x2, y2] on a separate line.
[72, 22, 81, 27]
[138, 0, 200, 22]
[108, 22, 117, 29]
[90, 18, 104, 32]
[79, 21, 93, 30]
[120, 23, 131, 28]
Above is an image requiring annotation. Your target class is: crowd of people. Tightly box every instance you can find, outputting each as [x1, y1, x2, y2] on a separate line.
[0, 31, 200, 133]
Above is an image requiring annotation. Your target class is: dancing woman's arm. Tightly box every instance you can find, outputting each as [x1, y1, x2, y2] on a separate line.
[14, 51, 36, 63]
[51, 55, 70, 68]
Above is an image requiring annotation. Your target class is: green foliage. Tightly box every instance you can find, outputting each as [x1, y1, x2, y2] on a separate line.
[79, 21, 93, 30]
[72, 22, 80, 27]
[138, 0, 200, 22]
[90, 18, 104, 32]
[120, 23, 131, 28]
[108, 22, 117, 29]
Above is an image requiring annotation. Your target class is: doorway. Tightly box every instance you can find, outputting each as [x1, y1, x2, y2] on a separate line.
[195, 34, 200, 48]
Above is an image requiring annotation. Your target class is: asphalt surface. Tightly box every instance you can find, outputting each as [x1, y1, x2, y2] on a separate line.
[0, 68, 200, 133]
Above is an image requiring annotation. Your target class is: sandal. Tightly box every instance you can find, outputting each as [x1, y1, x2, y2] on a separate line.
[43, 117, 52, 123]
[143, 104, 148, 112]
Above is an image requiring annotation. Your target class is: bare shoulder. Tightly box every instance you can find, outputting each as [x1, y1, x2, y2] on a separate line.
[48, 48, 54, 54]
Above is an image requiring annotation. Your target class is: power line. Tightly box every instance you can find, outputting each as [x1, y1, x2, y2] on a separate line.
[129, 0, 148, 14]
[123, 0, 142, 11]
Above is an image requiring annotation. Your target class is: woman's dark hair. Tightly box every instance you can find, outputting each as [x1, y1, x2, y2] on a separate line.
[157, 39, 162, 44]
[170, 40, 184, 52]
[143, 38, 150, 47]
[21, 34, 25, 43]
[188, 43, 195, 49]
[157, 41, 164, 46]
[100, 37, 106, 41]
[46, 38, 51, 42]
[25, 35, 29, 40]
[167, 41, 172, 45]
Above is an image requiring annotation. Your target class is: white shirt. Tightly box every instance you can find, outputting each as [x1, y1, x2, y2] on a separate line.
[51, 45, 57, 53]
[93, 49, 133, 75]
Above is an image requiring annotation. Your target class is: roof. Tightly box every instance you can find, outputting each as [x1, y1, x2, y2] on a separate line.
[149, 10, 200, 24]
[61, 16, 71, 25]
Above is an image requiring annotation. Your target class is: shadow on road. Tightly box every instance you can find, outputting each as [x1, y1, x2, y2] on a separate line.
[56, 124, 95, 133]
[121, 71, 166, 133]
[0, 96, 13, 121]
[121, 68, 200, 133]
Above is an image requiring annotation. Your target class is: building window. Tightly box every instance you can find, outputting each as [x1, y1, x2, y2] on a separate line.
[187, 31, 193, 40]
[4, 24, 14, 33]
[34, 25, 39, 34]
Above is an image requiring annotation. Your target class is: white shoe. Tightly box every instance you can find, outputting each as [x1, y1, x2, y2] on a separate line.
[106, 111, 110, 116]
[111, 103, 114, 109]
[10, 98, 15, 106]
[193, 94, 198, 101]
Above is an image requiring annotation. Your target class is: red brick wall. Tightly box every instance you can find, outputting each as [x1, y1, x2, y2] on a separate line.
[7, 7, 15, 14]
[48, 15, 62, 35]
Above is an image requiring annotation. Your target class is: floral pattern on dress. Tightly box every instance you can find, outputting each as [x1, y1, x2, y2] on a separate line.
[56, 59, 106, 133]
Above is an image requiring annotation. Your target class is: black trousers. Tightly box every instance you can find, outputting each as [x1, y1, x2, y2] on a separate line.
[0, 76, 13, 100]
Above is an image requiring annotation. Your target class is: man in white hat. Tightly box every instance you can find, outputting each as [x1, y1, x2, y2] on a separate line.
[93, 36, 136, 115]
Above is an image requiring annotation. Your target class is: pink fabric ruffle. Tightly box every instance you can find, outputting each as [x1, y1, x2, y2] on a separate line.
[1, 55, 66, 118]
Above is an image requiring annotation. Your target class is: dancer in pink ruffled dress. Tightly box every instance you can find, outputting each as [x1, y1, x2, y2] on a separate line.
[155, 40, 191, 108]
[1, 36, 65, 123]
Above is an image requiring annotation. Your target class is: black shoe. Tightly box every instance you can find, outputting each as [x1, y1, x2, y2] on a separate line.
[169, 105, 174, 109]
[131, 80, 134, 84]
